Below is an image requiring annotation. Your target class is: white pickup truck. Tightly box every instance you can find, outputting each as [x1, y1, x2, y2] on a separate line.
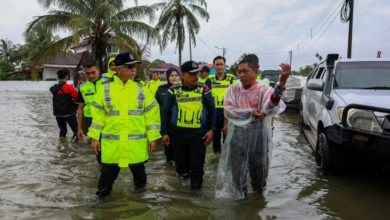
[299, 54, 390, 174]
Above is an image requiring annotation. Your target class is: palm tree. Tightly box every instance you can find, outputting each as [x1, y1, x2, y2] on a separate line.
[0, 38, 19, 62]
[25, 0, 158, 70]
[152, 0, 209, 65]
[24, 25, 58, 64]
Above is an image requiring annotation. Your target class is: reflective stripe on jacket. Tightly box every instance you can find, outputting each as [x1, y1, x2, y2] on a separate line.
[88, 76, 161, 167]
[79, 78, 103, 117]
[210, 73, 236, 108]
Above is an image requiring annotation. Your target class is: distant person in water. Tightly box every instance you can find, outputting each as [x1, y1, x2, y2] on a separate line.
[49, 69, 79, 143]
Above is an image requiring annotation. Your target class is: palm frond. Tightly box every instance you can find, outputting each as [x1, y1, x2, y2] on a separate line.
[112, 6, 155, 23]
[186, 4, 209, 21]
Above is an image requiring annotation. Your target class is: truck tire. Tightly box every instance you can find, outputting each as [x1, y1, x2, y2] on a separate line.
[316, 133, 335, 175]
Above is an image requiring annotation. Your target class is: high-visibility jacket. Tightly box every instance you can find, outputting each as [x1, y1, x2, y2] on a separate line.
[102, 57, 116, 79]
[173, 85, 204, 128]
[210, 73, 236, 108]
[146, 79, 162, 95]
[79, 78, 103, 117]
[87, 76, 161, 167]
[198, 77, 211, 88]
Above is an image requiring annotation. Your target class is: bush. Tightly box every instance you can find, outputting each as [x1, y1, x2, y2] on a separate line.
[0, 72, 6, 80]
[0, 60, 14, 73]
[45, 78, 57, 81]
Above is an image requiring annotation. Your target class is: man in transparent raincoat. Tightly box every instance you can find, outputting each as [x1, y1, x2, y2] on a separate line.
[215, 54, 290, 200]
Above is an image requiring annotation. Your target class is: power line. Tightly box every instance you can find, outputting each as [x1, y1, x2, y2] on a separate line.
[296, 7, 341, 58]
[293, 0, 341, 52]
[196, 35, 219, 55]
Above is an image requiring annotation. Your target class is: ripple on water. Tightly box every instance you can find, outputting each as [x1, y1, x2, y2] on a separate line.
[1, 91, 390, 219]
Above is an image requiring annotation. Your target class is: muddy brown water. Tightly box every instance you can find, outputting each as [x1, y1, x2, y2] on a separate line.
[0, 88, 390, 219]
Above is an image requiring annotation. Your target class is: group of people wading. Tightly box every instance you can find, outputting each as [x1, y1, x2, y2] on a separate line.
[50, 52, 291, 200]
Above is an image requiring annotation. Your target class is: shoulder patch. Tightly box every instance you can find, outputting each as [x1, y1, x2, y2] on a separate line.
[203, 85, 210, 93]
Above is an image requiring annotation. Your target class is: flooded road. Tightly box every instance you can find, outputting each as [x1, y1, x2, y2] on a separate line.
[1, 88, 390, 219]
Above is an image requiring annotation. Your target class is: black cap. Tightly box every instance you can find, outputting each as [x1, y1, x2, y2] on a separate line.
[114, 52, 141, 66]
[181, 61, 200, 74]
[201, 65, 210, 72]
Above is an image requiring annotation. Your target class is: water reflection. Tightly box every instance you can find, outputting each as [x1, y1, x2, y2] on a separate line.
[0, 90, 390, 219]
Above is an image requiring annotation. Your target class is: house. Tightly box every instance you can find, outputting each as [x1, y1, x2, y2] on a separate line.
[42, 38, 119, 80]
[42, 53, 86, 80]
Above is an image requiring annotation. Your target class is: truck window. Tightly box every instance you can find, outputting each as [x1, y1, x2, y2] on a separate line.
[315, 67, 325, 79]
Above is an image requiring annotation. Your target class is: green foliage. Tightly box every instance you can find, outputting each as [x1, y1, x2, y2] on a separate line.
[0, 59, 14, 73]
[295, 65, 314, 76]
[152, 0, 210, 65]
[229, 53, 248, 73]
[0, 38, 22, 64]
[45, 78, 57, 81]
[0, 72, 6, 80]
[25, 0, 158, 70]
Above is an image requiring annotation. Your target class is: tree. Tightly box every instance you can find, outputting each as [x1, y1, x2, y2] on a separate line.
[25, 0, 158, 70]
[152, 0, 209, 65]
[24, 25, 58, 65]
[0, 38, 19, 63]
[297, 65, 314, 76]
[228, 53, 248, 73]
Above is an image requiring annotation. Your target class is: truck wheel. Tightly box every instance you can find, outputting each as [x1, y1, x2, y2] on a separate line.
[316, 133, 334, 175]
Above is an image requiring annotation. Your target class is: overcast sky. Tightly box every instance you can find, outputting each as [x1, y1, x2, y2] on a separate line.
[1, 0, 389, 70]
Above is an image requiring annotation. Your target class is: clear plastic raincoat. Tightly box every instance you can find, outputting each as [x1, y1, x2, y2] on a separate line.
[215, 82, 286, 200]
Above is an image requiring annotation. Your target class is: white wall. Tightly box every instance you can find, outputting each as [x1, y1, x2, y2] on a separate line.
[42, 67, 76, 80]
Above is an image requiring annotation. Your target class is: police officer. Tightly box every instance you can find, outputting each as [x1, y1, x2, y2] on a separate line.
[76, 60, 103, 142]
[210, 56, 236, 154]
[102, 56, 116, 79]
[161, 61, 216, 190]
[146, 71, 162, 95]
[198, 66, 212, 88]
[88, 52, 161, 199]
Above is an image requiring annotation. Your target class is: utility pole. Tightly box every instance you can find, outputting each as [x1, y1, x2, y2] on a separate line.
[189, 31, 192, 60]
[347, 0, 354, 58]
[215, 46, 226, 58]
[289, 50, 293, 68]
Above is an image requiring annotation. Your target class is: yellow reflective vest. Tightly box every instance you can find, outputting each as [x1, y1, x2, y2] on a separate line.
[147, 79, 162, 95]
[198, 77, 207, 85]
[88, 76, 161, 167]
[173, 85, 204, 128]
[210, 73, 236, 108]
[79, 78, 103, 117]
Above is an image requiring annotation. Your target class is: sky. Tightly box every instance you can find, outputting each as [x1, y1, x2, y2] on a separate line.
[0, 0, 389, 70]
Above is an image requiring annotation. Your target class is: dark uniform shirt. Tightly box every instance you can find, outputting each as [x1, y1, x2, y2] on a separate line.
[161, 84, 216, 137]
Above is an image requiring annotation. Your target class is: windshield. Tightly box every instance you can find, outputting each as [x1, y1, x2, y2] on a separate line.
[334, 61, 390, 89]
[262, 70, 279, 82]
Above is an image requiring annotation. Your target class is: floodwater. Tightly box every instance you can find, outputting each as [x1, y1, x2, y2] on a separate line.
[1, 82, 390, 220]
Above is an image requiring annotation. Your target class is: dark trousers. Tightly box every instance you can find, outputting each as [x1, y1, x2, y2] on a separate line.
[230, 124, 269, 193]
[96, 163, 147, 198]
[172, 133, 206, 189]
[164, 133, 175, 162]
[213, 111, 225, 153]
[83, 116, 92, 135]
[55, 114, 77, 137]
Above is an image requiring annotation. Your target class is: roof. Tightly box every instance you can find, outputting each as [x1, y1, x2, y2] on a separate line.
[149, 62, 178, 72]
[43, 52, 91, 68]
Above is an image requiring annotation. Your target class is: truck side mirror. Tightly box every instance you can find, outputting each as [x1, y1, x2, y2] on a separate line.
[307, 79, 324, 91]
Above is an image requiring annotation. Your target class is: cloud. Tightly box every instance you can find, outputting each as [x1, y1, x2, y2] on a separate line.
[1, 0, 389, 69]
